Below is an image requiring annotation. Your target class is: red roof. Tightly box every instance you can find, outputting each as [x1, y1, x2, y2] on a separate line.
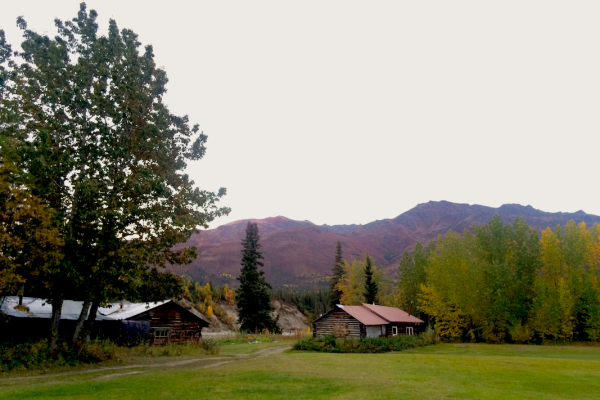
[361, 304, 424, 324]
[339, 305, 388, 325]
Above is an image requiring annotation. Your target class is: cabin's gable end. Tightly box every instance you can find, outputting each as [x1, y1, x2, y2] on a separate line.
[313, 307, 363, 339]
[126, 302, 208, 345]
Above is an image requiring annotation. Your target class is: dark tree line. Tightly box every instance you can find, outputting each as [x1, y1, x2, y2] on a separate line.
[273, 287, 332, 323]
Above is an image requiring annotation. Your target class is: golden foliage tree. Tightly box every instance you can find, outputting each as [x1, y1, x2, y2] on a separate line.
[0, 164, 63, 297]
[336, 255, 395, 306]
[418, 230, 487, 341]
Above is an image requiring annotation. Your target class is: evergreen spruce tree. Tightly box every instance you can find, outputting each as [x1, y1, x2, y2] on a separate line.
[330, 241, 344, 307]
[364, 255, 378, 304]
[236, 222, 281, 333]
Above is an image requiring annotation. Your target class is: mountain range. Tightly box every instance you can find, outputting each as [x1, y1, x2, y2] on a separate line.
[169, 201, 600, 287]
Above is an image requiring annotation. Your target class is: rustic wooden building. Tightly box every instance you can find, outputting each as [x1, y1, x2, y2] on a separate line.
[0, 296, 114, 343]
[99, 300, 210, 345]
[313, 304, 424, 339]
[0, 297, 209, 345]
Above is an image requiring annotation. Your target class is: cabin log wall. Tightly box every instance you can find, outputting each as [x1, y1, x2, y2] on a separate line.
[131, 303, 201, 345]
[385, 322, 425, 337]
[314, 310, 363, 338]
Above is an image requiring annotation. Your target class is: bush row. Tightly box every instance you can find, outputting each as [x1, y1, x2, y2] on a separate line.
[0, 339, 117, 372]
[293, 333, 436, 353]
[0, 338, 221, 372]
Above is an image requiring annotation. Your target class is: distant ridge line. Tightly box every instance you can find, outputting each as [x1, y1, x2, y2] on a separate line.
[170, 201, 600, 287]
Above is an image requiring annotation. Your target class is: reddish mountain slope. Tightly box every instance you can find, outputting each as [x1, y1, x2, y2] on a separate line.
[170, 201, 600, 287]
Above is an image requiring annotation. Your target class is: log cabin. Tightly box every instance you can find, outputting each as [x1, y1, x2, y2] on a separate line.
[0, 297, 209, 345]
[99, 300, 210, 345]
[312, 304, 424, 339]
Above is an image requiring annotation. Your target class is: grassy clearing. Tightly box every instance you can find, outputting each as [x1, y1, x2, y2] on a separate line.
[220, 341, 290, 355]
[1, 343, 600, 399]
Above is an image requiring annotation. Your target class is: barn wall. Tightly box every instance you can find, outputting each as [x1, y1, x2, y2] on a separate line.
[314, 310, 362, 338]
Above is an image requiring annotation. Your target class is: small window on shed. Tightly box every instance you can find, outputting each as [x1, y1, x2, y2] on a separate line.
[392, 326, 398, 336]
[406, 327, 414, 336]
[153, 328, 170, 338]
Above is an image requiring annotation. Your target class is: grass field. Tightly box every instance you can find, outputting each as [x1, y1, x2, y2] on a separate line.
[1, 343, 600, 399]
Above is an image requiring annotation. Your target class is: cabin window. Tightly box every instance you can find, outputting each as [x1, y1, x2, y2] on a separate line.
[153, 328, 170, 339]
[392, 326, 398, 336]
[406, 327, 414, 336]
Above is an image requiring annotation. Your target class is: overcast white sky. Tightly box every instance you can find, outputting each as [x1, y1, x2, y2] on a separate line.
[2, 1, 599, 227]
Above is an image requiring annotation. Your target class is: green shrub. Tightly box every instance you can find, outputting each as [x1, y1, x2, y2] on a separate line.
[124, 340, 221, 357]
[293, 334, 436, 354]
[510, 322, 534, 344]
[0, 338, 222, 372]
[200, 338, 220, 354]
[0, 339, 118, 372]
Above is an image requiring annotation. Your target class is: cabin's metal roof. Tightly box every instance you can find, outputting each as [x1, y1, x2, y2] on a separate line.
[0, 297, 113, 320]
[338, 304, 389, 325]
[361, 304, 424, 324]
[98, 301, 168, 320]
[99, 299, 210, 326]
[1, 297, 209, 327]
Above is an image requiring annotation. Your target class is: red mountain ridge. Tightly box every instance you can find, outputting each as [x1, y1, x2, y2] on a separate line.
[169, 201, 600, 287]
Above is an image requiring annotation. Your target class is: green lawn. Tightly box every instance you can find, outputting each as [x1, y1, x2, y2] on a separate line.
[220, 340, 290, 355]
[2, 343, 600, 399]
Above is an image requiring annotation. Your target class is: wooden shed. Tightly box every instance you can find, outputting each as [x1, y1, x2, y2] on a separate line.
[313, 304, 424, 339]
[99, 300, 210, 345]
[0, 296, 115, 343]
[0, 297, 209, 345]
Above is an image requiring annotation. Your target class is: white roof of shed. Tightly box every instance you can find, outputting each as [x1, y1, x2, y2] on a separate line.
[98, 300, 169, 320]
[0, 297, 113, 320]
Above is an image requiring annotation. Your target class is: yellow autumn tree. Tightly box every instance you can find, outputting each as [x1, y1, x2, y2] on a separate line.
[0, 164, 63, 296]
[223, 283, 235, 305]
[183, 286, 192, 301]
[207, 305, 213, 319]
[336, 256, 389, 305]
[530, 227, 578, 340]
[419, 285, 465, 340]
[583, 224, 600, 340]
[418, 230, 488, 341]
[336, 260, 364, 305]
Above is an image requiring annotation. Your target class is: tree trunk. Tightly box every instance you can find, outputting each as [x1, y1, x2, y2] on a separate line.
[85, 301, 100, 343]
[72, 300, 91, 343]
[49, 298, 63, 350]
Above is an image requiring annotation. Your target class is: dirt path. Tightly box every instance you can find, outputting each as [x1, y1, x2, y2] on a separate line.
[0, 345, 292, 383]
[196, 345, 290, 370]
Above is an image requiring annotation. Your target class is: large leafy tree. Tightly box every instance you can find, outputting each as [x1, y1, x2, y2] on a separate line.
[330, 241, 344, 307]
[236, 222, 280, 333]
[419, 229, 488, 341]
[474, 216, 540, 341]
[397, 242, 434, 313]
[0, 4, 229, 346]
